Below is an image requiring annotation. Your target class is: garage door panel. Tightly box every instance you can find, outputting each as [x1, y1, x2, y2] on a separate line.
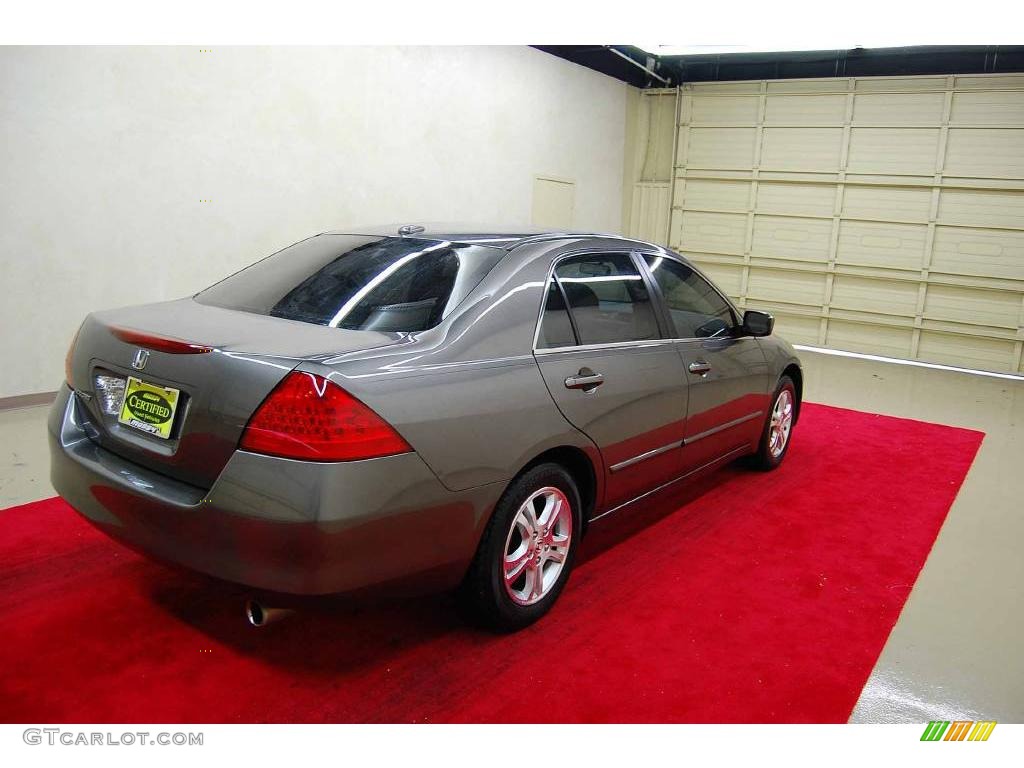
[678, 210, 747, 254]
[764, 94, 846, 124]
[694, 262, 744, 296]
[752, 215, 833, 262]
[825, 320, 914, 358]
[678, 179, 750, 212]
[686, 127, 757, 169]
[842, 185, 932, 222]
[691, 95, 760, 124]
[923, 284, 1021, 328]
[937, 188, 1024, 229]
[769, 79, 845, 94]
[956, 75, 1024, 90]
[692, 81, 761, 95]
[917, 331, 1017, 370]
[950, 90, 1024, 125]
[764, 312, 821, 345]
[756, 182, 835, 217]
[847, 128, 940, 175]
[944, 129, 1024, 178]
[836, 220, 928, 270]
[761, 128, 844, 171]
[747, 267, 826, 306]
[855, 77, 948, 93]
[670, 75, 1024, 374]
[831, 275, 919, 316]
[853, 92, 945, 125]
[931, 226, 1024, 280]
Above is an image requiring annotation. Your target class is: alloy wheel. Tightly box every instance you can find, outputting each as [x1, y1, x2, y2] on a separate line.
[502, 486, 572, 606]
[768, 389, 794, 459]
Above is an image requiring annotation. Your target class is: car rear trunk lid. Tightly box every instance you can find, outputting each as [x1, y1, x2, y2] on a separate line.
[67, 299, 401, 489]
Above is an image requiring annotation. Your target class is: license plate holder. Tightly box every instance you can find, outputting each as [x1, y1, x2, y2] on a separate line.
[117, 376, 181, 440]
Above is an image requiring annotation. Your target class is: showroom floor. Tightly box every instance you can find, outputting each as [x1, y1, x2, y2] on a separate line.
[1, 349, 1021, 723]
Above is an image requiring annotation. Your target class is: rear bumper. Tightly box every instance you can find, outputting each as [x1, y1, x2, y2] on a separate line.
[48, 385, 503, 594]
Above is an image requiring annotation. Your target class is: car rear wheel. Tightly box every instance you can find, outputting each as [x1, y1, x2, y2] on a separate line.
[459, 463, 581, 632]
[751, 375, 797, 470]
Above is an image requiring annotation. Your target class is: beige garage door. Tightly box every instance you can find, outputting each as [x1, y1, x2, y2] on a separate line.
[666, 74, 1024, 374]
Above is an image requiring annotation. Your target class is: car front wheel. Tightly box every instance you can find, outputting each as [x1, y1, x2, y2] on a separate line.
[459, 463, 581, 632]
[751, 375, 797, 470]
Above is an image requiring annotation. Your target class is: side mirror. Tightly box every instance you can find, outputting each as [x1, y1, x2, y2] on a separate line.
[742, 310, 774, 337]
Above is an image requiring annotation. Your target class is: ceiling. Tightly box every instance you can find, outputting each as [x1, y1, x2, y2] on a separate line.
[533, 45, 1024, 88]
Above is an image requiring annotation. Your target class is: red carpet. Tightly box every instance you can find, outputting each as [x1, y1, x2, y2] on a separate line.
[0, 404, 982, 723]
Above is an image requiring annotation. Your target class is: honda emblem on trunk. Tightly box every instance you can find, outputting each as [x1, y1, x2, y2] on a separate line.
[131, 349, 150, 371]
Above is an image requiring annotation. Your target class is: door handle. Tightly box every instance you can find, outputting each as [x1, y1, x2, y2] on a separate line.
[565, 369, 605, 391]
[688, 360, 712, 376]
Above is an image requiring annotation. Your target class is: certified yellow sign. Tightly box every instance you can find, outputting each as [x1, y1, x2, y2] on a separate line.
[118, 376, 180, 440]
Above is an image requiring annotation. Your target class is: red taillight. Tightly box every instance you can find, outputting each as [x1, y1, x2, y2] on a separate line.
[239, 372, 412, 462]
[109, 326, 212, 354]
[65, 323, 83, 387]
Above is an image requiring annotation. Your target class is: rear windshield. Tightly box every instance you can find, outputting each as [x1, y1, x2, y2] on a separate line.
[195, 235, 505, 332]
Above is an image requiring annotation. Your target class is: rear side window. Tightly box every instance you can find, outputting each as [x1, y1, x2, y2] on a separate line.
[542, 253, 660, 346]
[538, 282, 576, 349]
[643, 255, 736, 338]
[196, 235, 504, 332]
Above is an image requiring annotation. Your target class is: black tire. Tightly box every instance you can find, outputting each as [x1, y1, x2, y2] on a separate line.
[459, 463, 582, 632]
[750, 375, 797, 471]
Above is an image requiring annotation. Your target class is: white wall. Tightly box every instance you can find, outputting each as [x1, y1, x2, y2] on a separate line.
[0, 46, 627, 397]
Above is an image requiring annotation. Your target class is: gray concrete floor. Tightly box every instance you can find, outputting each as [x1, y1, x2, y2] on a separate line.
[0, 402, 53, 508]
[801, 351, 1024, 724]
[1, 350, 1021, 721]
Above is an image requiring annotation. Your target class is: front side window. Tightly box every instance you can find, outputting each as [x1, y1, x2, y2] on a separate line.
[643, 255, 736, 339]
[543, 253, 659, 346]
[196, 235, 504, 333]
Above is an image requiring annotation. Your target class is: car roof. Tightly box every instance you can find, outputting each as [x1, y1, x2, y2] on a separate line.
[319, 223, 660, 251]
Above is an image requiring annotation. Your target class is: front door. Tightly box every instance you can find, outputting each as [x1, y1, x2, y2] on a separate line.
[676, 337, 770, 469]
[534, 252, 690, 511]
[640, 254, 771, 471]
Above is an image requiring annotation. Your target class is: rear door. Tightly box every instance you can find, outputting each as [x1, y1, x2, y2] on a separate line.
[639, 253, 771, 471]
[533, 252, 690, 510]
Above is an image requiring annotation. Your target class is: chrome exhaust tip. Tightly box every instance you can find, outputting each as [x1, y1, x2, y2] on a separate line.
[245, 598, 295, 628]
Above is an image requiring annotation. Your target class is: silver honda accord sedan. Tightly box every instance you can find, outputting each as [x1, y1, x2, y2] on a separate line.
[50, 225, 801, 630]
